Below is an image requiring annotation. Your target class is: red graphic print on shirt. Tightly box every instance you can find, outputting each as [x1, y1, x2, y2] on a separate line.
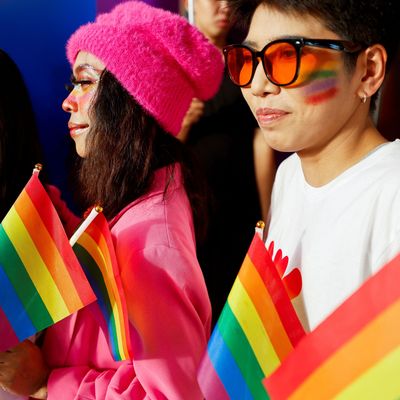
[267, 241, 302, 300]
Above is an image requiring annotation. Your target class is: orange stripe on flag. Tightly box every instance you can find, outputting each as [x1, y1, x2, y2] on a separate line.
[239, 255, 294, 360]
[15, 190, 83, 313]
[335, 346, 400, 400]
[79, 231, 129, 357]
[289, 298, 400, 400]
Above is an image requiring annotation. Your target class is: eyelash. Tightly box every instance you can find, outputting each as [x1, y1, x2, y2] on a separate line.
[65, 79, 96, 92]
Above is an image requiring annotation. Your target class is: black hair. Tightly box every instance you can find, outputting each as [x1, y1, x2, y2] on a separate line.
[228, 0, 400, 108]
[229, 0, 399, 64]
[76, 70, 208, 242]
[0, 49, 45, 220]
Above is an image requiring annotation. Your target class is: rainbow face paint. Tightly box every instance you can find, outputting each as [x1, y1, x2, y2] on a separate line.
[303, 70, 339, 104]
[66, 64, 102, 111]
[287, 47, 342, 104]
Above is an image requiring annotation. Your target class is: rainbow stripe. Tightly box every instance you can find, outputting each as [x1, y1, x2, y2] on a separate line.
[198, 233, 305, 399]
[264, 253, 400, 400]
[0, 172, 96, 352]
[73, 212, 132, 361]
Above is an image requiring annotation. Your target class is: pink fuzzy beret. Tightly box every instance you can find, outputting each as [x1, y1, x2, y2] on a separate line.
[66, 0, 224, 136]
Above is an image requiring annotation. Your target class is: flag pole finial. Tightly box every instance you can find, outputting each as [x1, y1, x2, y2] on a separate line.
[255, 220, 265, 240]
[256, 220, 265, 229]
[33, 163, 43, 175]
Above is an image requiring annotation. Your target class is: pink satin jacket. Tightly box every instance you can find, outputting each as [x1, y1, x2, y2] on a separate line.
[42, 166, 211, 399]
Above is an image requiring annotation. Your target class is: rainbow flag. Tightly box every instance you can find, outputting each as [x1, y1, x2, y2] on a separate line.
[264, 252, 400, 400]
[0, 170, 96, 352]
[73, 211, 133, 361]
[198, 232, 305, 399]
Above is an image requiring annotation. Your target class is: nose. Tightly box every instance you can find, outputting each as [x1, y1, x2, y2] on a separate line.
[62, 91, 77, 113]
[250, 58, 280, 97]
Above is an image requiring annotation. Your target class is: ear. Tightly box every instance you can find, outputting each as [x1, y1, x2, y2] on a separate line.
[356, 44, 387, 99]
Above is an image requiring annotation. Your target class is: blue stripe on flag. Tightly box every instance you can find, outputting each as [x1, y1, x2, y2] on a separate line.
[0, 265, 37, 340]
[209, 323, 254, 399]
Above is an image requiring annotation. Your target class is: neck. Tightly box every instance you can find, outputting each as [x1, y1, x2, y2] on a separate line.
[299, 115, 387, 187]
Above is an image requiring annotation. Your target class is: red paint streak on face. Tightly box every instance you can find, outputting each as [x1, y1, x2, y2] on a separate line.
[305, 87, 338, 105]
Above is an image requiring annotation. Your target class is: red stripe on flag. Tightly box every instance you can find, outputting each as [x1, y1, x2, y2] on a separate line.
[248, 234, 305, 346]
[14, 190, 83, 313]
[238, 256, 294, 361]
[24, 175, 94, 305]
[264, 252, 400, 399]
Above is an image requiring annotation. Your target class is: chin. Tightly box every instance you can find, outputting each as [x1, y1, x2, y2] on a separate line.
[75, 146, 87, 158]
[261, 130, 300, 153]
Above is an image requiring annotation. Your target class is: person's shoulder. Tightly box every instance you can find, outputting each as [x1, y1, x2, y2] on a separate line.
[275, 152, 300, 180]
[374, 139, 400, 160]
[111, 167, 193, 252]
[369, 140, 400, 181]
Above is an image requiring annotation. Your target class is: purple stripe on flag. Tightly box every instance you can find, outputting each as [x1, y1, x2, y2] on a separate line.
[198, 352, 230, 400]
[0, 305, 19, 352]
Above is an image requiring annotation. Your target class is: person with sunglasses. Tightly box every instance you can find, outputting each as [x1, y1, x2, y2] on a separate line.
[224, 0, 400, 331]
[0, 2, 224, 399]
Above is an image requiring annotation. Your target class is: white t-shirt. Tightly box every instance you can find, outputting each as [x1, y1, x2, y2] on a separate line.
[267, 140, 400, 331]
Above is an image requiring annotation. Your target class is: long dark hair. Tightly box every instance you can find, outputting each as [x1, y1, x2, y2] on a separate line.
[0, 49, 44, 220]
[76, 70, 208, 241]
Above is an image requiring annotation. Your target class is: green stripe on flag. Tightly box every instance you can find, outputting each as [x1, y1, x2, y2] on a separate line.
[218, 303, 269, 399]
[0, 225, 53, 329]
[73, 243, 120, 359]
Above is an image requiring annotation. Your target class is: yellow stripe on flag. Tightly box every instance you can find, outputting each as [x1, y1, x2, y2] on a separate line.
[228, 278, 280, 376]
[78, 232, 126, 357]
[15, 190, 84, 312]
[3, 207, 69, 321]
[239, 255, 294, 360]
[289, 299, 400, 400]
[335, 346, 400, 400]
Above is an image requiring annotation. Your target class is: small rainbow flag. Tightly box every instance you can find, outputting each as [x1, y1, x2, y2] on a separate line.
[264, 252, 400, 400]
[72, 210, 133, 361]
[198, 232, 305, 399]
[0, 168, 96, 352]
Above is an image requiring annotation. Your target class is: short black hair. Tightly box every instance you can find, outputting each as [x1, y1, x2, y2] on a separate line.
[229, 0, 400, 66]
[228, 0, 400, 108]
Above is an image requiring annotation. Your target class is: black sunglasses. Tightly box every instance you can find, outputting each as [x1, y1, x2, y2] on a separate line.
[223, 38, 363, 87]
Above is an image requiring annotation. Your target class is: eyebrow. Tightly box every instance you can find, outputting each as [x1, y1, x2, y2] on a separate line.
[242, 35, 303, 48]
[74, 64, 103, 75]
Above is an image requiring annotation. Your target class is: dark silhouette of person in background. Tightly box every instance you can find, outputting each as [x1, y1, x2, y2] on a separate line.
[179, 0, 276, 325]
[0, 49, 46, 221]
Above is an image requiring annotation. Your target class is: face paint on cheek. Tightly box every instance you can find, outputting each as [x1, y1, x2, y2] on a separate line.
[77, 88, 96, 109]
[302, 69, 339, 105]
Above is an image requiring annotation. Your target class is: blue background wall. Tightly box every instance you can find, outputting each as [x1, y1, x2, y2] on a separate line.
[0, 0, 96, 197]
[0, 0, 178, 206]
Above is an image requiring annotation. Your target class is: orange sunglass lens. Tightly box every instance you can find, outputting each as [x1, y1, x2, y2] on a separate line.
[265, 42, 298, 85]
[227, 48, 253, 86]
